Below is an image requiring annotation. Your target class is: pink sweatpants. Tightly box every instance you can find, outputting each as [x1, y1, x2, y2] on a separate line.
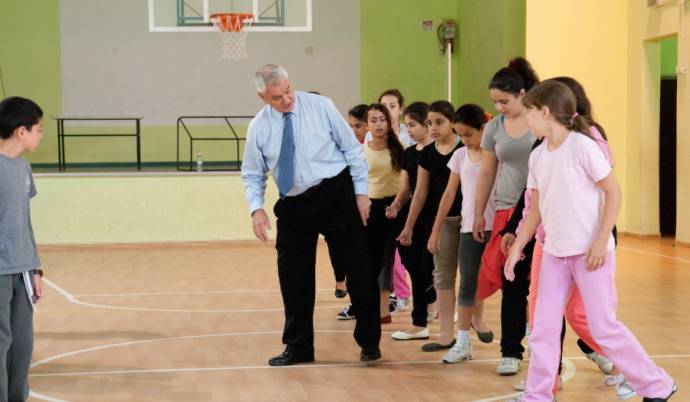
[524, 250, 673, 402]
[392, 250, 411, 299]
[528, 241, 604, 356]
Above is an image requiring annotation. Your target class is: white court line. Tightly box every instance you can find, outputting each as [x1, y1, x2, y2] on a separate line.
[30, 328, 490, 369]
[44, 279, 338, 313]
[74, 288, 335, 297]
[618, 245, 690, 265]
[29, 391, 70, 402]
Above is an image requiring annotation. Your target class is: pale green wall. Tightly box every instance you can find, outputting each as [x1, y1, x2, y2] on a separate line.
[456, 0, 526, 111]
[660, 36, 678, 77]
[38, 125, 247, 166]
[360, 0, 460, 105]
[360, 0, 525, 110]
[0, 0, 61, 164]
[33, 174, 278, 244]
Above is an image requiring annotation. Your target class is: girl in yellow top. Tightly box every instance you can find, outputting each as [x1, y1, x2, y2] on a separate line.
[364, 103, 404, 323]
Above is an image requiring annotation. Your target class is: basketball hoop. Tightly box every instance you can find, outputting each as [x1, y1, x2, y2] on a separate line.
[209, 13, 254, 60]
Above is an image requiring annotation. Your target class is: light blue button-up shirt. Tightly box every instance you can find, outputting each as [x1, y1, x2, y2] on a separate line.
[241, 91, 369, 214]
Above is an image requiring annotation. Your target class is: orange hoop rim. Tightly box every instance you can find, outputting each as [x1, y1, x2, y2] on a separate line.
[209, 13, 254, 32]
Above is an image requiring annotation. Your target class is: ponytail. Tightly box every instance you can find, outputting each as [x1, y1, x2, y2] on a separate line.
[522, 80, 596, 141]
[490, 57, 540, 95]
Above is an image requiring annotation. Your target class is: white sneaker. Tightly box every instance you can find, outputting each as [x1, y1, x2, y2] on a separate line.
[514, 380, 526, 392]
[391, 327, 429, 341]
[442, 341, 472, 363]
[613, 374, 637, 400]
[497, 357, 521, 376]
[586, 351, 614, 374]
[605, 374, 619, 386]
[397, 297, 410, 311]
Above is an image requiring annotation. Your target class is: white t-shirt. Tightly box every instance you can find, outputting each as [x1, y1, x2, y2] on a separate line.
[527, 132, 614, 257]
[447, 147, 496, 233]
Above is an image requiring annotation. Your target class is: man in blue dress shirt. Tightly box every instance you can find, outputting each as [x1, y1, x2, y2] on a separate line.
[241, 64, 382, 366]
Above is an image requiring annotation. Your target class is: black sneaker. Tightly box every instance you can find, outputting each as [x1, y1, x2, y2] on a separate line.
[337, 304, 355, 320]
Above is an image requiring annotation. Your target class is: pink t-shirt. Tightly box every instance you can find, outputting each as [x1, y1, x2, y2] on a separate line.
[448, 147, 496, 233]
[527, 132, 614, 257]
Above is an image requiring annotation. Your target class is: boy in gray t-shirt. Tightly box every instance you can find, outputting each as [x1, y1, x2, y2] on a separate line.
[0, 96, 45, 401]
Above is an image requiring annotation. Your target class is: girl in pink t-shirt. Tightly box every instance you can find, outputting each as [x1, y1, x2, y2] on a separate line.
[504, 80, 675, 402]
[427, 104, 495, 363]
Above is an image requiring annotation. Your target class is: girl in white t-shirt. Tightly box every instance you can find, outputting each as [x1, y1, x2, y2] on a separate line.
[427, 104, 496, 363]
[504, 80, 676, 402]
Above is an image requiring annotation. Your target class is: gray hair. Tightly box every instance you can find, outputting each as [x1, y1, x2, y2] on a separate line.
[255, 64, 289, 94]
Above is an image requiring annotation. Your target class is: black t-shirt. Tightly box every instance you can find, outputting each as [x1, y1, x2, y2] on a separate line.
[402, 146, 422, 193]
[402, 146, 433, 220]
[419, 140, 464, 217]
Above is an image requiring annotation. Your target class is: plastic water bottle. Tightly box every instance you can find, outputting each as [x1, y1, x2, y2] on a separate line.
[196, 151, 203, 172]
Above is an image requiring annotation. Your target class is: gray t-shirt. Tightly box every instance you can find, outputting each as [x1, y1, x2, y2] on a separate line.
[481, 115, 536, 210]
[0, 155, 40, 274]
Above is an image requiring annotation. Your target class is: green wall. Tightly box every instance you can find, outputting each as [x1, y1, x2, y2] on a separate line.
[360, 0, 525, 111]
[0, 0, 61, 163]
[360, 0, 460, 105]
[660, 36, 678, 77]
[456, 0, 526, 111]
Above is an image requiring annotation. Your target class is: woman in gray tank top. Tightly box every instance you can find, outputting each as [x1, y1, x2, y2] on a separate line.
[472, 57, 539, 377]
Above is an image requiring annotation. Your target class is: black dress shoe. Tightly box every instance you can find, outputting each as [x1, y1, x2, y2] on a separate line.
[268, 349, 315, 366]
[643, 383, 677, 402]
[335, 288, 348, 298]
[360, 346, 382, 362]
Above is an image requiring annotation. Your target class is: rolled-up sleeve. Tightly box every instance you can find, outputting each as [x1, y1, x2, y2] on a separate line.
[324, 99, 369, 195]
[241, 120, 269, 214]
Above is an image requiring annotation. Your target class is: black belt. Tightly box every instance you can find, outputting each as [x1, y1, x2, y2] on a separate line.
[288, 168, 349, 200]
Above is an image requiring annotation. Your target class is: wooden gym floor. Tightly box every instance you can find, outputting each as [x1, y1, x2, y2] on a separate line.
[29, 236, 689, 401]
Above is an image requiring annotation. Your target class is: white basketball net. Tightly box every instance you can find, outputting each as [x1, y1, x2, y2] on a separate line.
[210, 14, 254, 61]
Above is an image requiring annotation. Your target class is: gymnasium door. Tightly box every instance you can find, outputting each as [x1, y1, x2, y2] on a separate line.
[659, 77, 677, 237]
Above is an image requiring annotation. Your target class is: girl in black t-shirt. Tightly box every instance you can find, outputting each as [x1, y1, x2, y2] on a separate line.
[397, 100, 463, 351]
[386, 102, 438, 340]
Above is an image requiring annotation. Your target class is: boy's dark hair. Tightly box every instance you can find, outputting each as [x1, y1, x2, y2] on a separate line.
[452, 104, 488, 130]
[490, 57, 540, 95]
[378, 89, 404, 108]
[348, 104, 369, 121]
[0, 97, 43, 139]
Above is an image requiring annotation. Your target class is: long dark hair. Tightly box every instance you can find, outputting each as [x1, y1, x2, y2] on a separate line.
[452, 104, 489, 130]
[367, 103, 404, 171]
[521, 80, 593, 140]
[490, 57, 540, 95]
[403, 101, 429, 125]
[552, 76, 607, 140]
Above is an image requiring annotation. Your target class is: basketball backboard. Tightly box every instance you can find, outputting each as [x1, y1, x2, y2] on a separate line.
[148, 0, 312, 32]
